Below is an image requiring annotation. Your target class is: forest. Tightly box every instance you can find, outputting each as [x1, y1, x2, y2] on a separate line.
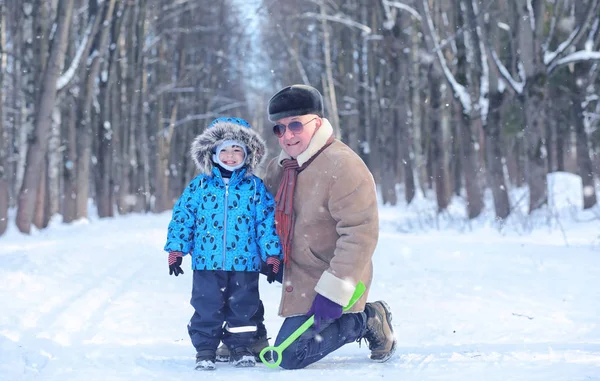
[0, 0, 599, 236]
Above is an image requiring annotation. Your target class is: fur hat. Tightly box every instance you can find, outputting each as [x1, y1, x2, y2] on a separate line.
[191, 117, 266, 175]
[267, 84, 324, 122]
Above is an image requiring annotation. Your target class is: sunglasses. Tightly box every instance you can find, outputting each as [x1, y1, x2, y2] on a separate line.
[272, 118, 318, 138]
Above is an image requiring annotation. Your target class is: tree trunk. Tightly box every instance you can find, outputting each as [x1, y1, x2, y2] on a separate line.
[452, 0, 483, 218]
[485, 91, 510, 219]
[75, 0, 117, 219]
[516, 134, 526, 187]
[459, 112, 485, 219]
[378, 18, 401, 206]
[378, 82, 397, 205]
[556, 121, 566, 172]
[155, 16, 183, 213]
[546, 94, 557, 172]
[568, 5, 598, 210]
[365, 7, 381, 182]
[516, 0, 548, 213]
[17, 0, 39, 200]
[0, 2, 7, 236]
[357, 3, 372, 166]
[484, 10, 510, 220]
[410, 20, 426, 195]
[429, 67, 450, 211]
[96, 0, 125, 218]
[126, 0, 149, 213]
[571, 88, 597, 209]
[134, 0, 149, 213]
[96, 80, 114, 218]
[398, 93, 416, 204]
[319, 3, 340, 139]
[522, 74, 549, 212]
[117, 17, 131, 214]
[154, 43, 169, 213]
[32, 158, 47, 229]
[9, 8, 23, 210]
[48, 107, 62, 218]
[394, 17, 415, 204]
[16, 0, 74, 234]
[62, 95, 77, 222]
[340, 13, 360, 154]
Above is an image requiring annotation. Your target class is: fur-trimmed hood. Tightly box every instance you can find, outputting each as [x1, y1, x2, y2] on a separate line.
[190, 119, 267, 175]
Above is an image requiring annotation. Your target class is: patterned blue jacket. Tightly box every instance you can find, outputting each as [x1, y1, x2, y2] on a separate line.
[164, 117, 282, 271]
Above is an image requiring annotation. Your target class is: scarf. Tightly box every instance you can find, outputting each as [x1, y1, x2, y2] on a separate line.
[275, 135, 335, 263]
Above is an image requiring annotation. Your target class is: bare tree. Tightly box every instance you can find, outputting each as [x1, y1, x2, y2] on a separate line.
[2, 0, 599, 235]
[491, 0, 600, 212]
[74, 0, 117, 219]
[566, 3, 598, 209]
[415, 0, 487, 218]
[483, 1, 510, 219]
[16, 0, 75, 234]
[96, 0, 128, 218]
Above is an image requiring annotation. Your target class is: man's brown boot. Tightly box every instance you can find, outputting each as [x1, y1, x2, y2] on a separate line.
[362, 301, 397, 362]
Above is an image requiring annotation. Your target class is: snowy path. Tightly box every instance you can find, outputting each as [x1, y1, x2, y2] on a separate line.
[1, 208, 599, 380]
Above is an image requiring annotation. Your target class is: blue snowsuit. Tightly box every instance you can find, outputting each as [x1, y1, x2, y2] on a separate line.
[164, 117, 282, 353]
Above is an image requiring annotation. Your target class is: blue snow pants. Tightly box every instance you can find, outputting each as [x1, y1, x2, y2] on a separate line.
[188, 270, 260, 352]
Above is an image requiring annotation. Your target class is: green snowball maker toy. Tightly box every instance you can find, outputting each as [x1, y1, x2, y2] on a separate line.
[259, 281, 367, 368]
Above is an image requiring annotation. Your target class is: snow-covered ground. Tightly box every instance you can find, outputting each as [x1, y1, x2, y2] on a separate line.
[1, 172, 599, 380]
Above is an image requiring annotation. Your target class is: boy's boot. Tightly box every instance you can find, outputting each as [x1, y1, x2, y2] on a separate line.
[195, 349, 217, 371]
[216, 335, 272, 362]
[215, 343, 230, 362]
[229, 346, 256, 367]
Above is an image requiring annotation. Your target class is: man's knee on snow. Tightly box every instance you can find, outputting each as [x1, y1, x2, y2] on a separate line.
[277, 341, 309, 370]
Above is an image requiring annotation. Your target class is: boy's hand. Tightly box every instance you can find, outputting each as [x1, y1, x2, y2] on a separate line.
[266, 256, 280, 283]
[168, 251, 184, 276]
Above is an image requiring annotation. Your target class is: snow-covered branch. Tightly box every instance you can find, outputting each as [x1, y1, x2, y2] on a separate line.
[526, 0, 535, 32]
[544, 27, 581, 65]
[297, 12, 372, 34]
[383, 1, 422, 21]
[545, 0, 600, 67]
[549, 50, 600, 73]
[56, 16, 96, 91]
[381, 0, 395, 30]
[586, 18, 599, 52]
[490, 50, 524, 94]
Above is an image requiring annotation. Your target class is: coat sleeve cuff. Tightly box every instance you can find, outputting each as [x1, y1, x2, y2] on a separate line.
[314, 271, 356, 307]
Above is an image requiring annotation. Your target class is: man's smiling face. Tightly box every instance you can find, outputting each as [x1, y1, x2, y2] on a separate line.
[276, 115, 321, 158]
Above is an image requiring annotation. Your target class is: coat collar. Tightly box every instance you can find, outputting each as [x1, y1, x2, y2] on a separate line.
[277, 118, 334, 167]
[211, 166, 246, 185]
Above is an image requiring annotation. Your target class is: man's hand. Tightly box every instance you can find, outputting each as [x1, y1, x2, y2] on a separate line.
[266, 256, 281, 283]
[168, 252, 184, 276]
[307, 293, 343, 329]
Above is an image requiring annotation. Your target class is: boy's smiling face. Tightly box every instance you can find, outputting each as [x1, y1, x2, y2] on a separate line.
[218, 145, 245, 167]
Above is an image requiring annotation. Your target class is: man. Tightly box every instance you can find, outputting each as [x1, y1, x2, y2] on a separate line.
[261, 84, 396, 369]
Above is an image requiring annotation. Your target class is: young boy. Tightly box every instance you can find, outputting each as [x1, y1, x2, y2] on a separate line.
[164, 117, 282, 370]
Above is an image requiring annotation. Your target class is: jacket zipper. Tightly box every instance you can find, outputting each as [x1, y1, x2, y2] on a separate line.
[222, 183, 229, 269]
